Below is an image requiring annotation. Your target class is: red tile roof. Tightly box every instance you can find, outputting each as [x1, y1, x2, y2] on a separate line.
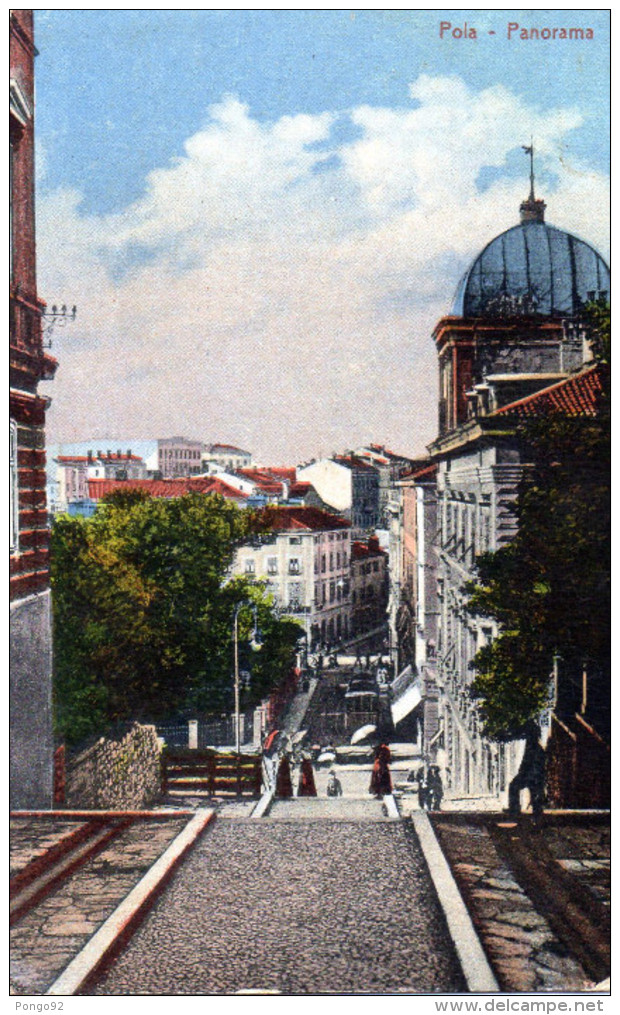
[333, 455, 378, 472]
[288, 481, 312, 497]
[352, 537, 387, 559]
[88, 477, 248, 501]
[236, 468, 285, 495]
[368, 443, 405, 460]
[491, 365, 605, 420]
[265, 467, 297, 482]
[409, 462, 438, 481]
[261, 506, 350, 533]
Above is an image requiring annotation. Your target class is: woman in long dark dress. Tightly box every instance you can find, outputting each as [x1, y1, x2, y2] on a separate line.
[297, 757, 317, 797]
[369, 743, 392, 798]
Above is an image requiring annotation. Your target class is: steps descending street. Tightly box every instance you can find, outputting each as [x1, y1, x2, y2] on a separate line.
[92, 815, 467, 995]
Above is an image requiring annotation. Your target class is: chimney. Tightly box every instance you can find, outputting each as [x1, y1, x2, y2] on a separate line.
[87, 450, 93, 463]
[127, 448, 132, 458]
[117, 448, 122, 459]
[97, 450, 102, 459]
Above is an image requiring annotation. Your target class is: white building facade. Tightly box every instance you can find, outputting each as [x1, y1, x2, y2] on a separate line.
[233, 506, 352, 651]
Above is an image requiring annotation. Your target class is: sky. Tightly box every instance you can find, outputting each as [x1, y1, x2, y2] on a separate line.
[34, 9, 610, 464]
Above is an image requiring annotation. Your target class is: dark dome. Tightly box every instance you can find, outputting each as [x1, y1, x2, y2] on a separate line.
[452, 219, 610, 319]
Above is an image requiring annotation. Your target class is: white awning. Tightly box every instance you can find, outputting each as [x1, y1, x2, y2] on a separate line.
[392, 664, 413, 699]
[391, 680, 422, 725]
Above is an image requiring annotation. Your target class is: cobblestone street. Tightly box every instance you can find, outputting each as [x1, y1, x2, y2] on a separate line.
[431, 814, 610, 993]
[92, 815, 466, 995]
[10, 816, 188, 995]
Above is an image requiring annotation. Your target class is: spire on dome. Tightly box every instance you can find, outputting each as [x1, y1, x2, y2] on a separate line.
[519, 140, 546, 223]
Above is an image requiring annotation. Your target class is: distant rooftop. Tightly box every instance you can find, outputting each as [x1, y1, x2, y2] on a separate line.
[261, 505, 351, 533]
[491, 363, 605, 420]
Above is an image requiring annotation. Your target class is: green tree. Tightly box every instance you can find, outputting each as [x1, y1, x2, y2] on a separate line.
[466, 307, 610, 739]
[51, 492, 299, 743]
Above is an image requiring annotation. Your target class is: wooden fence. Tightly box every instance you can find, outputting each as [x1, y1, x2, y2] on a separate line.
[162, 748, 263, 797]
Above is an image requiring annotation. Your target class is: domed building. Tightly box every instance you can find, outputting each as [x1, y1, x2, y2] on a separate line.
[396, 177, 609, 808]
[435, 192, 609, 435]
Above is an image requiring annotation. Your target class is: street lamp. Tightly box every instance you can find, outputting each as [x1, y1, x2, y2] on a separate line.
[232, 601, 262, 759]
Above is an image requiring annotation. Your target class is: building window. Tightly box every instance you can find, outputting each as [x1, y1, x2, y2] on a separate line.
[267, 557, 278, 575]
[288, 558, 300, 575]
[10, 420, 18, 552]
[289, 536, 302, 545]
[244, 559, 256, 575]
[321, 554, 326, 573]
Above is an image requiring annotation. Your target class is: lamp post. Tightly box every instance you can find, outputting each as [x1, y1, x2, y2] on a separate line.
[232, 601, 261, 760]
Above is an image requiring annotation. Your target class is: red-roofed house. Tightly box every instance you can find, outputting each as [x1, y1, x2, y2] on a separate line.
[297, 455, 380, 534]
[86, 475, 249, 505]
[233, 506, 352, 651]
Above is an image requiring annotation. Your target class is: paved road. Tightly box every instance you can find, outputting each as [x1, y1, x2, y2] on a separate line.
[92, 816, 466, 995]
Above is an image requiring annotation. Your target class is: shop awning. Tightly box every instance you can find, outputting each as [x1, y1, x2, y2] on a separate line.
[391, 679, 422, 725]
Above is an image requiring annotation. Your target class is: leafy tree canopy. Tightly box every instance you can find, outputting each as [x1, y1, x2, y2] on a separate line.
[51, 492, 301, 744]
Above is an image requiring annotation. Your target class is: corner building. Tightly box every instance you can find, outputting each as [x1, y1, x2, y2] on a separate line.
[10, 11, 58, 807]
[421, 190, 609, 805]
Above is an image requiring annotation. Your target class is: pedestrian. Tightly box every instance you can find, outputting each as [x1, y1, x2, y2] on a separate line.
[297, 756, 317, 797]
[415, 765, 427, 810]
[508, 720, 545, 819]
[425, 765, 443, 810]
[369, 742, 392, 798]
[275, 754, 293, 798]
[326, 769, 343, 797]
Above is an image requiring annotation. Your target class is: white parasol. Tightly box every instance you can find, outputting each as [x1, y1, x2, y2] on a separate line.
[350, 723, 377, 745]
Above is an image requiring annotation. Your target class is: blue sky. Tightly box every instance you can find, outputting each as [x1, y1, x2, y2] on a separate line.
[34, 10, 610, 461]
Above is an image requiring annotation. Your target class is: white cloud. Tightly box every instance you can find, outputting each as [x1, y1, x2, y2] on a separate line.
[38, 77, 610, 463]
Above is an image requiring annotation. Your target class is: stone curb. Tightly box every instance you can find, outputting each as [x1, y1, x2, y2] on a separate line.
[45, 808, 215, 996]
[251, 789, 274, 818]
[412, 811, 500, 994]
[383, 794, 400, 819]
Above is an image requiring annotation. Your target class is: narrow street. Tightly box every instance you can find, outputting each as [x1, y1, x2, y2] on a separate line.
[92, 813, 466, 995]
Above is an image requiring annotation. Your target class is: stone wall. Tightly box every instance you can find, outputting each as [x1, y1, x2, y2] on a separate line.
[65, 723, 163, 810]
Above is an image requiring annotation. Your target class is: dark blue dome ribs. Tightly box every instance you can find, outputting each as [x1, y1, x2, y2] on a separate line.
[451, 222, 609, 319]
